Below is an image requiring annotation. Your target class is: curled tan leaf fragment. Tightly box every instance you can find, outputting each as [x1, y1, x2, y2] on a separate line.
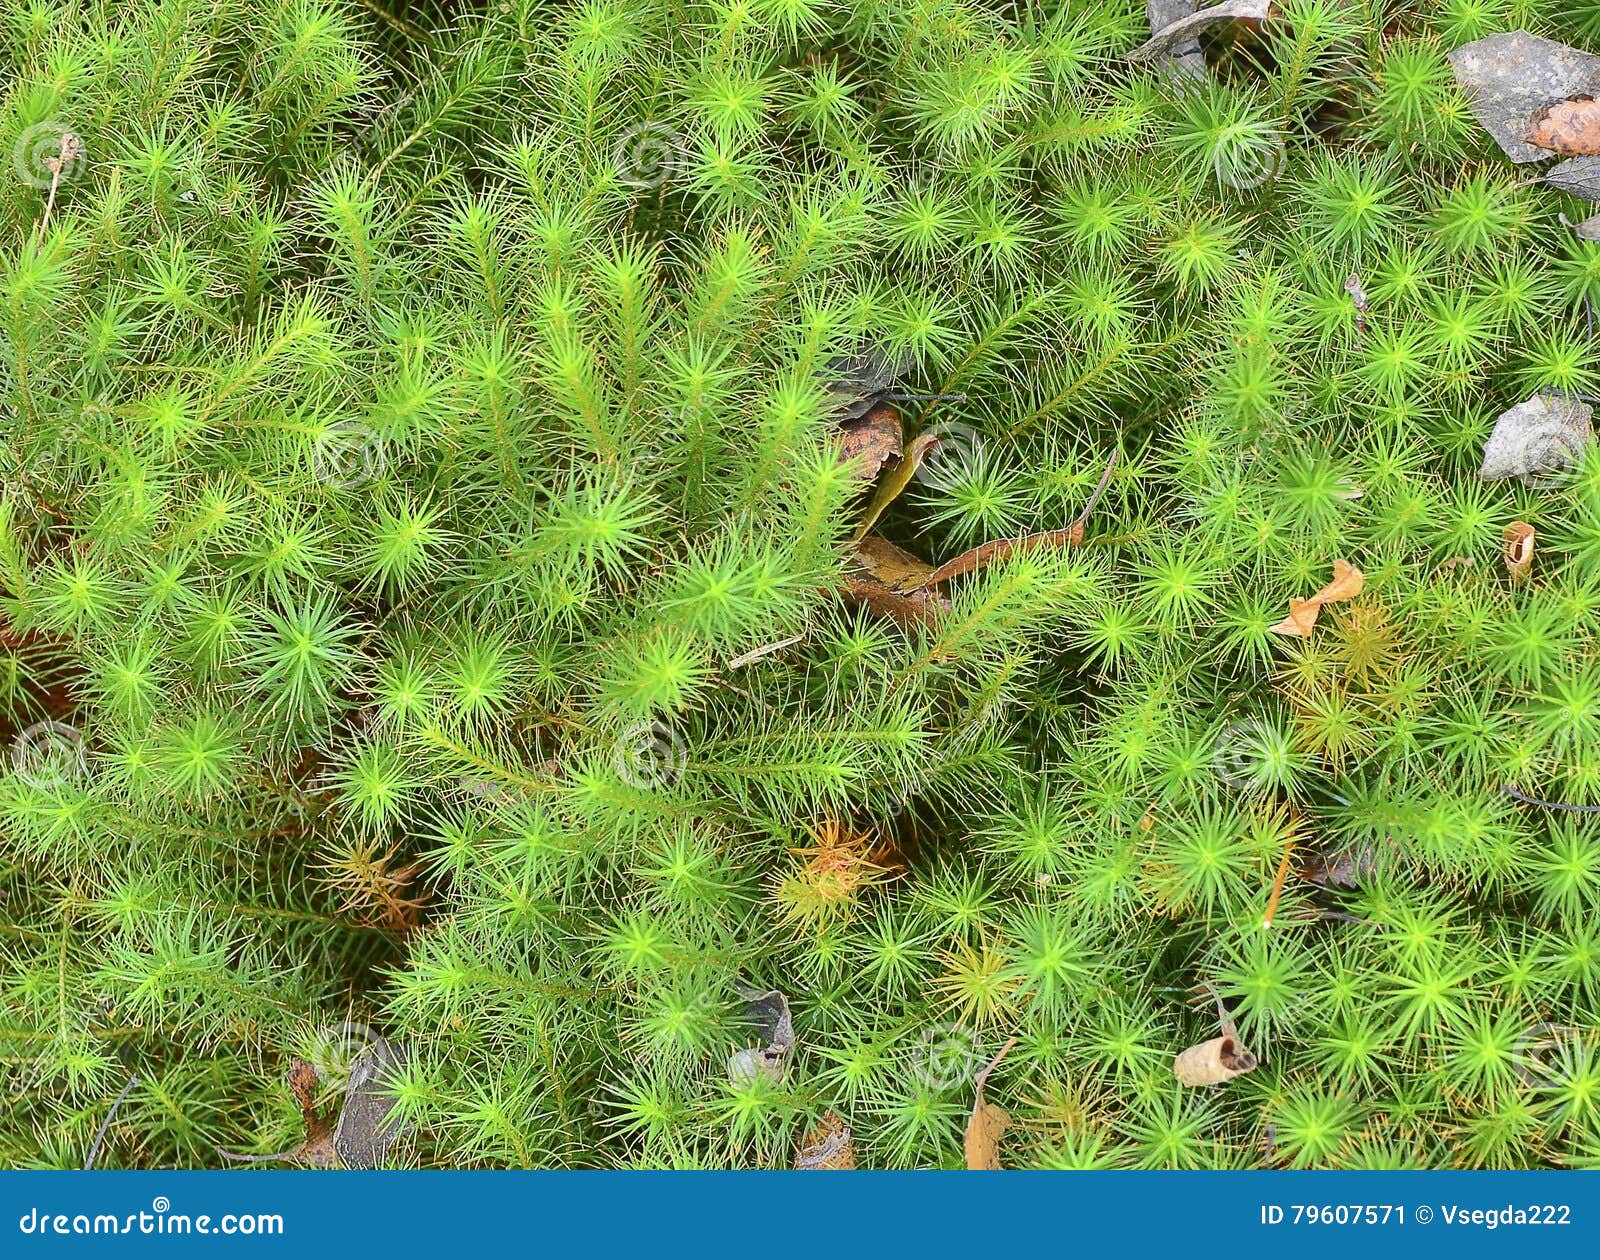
[964, 1036, 1017, 1171]
[1174, 1034, 1258, 1087]
[795, 1110, 855, 1170]
[1527, 95, 1600, 156]
[1269, 560, 1364, 637]
[1127, 0, 1271, 63]
[1503, 521, 1536, 585]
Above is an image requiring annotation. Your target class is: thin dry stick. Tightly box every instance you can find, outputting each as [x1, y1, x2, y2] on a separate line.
[83, 1073, 139, 1170]
[1262, 840, 1296, 928]
[36, 133, 80, 237]
[1501, 783, 1600, 814]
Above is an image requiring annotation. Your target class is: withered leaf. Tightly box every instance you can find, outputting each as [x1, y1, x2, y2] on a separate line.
[1127, 0, 1271, 64]
[728, 983, 795, 1087]
[826, 347, 911, 422]
[333, 1040, 414, 1170]
[795, 1110, 855, 1170]
[852, 432, 940, 541]
[1449, 32, 1600, 164]
[1527, 95, 1600, 156]
[839, 570, 949, 629]
[853, 534, 939, 593]
[1545, 155, 1600, 201]
[836, 403, 902, 483]
[1577, 211, 1600, 242]
[1146, 2, 1207, 80]
[1503, 521, 1536, 585]
[964, 1037, 1016, 1171]
[217, 1057, 338, 1168]
[1269, 560, 1365, 637]
[1479, 391, 1594, 482]
[924, 525, 1084, 587]
[1174, 1034, 1258, 1087]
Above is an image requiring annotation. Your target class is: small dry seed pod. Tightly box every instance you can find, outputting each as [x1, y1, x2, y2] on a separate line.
[1503, 522, 1536, 586]
[1174, 1034, 1258, 1087]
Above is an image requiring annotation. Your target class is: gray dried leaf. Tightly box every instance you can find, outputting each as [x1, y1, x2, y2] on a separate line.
[1479, 391, 1594, 483]
[1544, 155, 1600, 201]
[1146, 2, 1207, 80]
[1579, 211, 1600, 242]
[333, 1039, 414, 1170]
[1128, 0, 1271, 64]
[1449, 32, 1600, 164]
[727, 983, 796, 1087]
[826, 347, 910, 421]
[733, 983, 794, 1053]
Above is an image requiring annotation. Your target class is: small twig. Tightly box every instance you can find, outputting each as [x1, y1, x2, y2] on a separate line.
[1262, 839, 1296, 929]
[1070, 447, 1120, 532]
[1500, 783, 1600, 814]
[83, 1073, 139, 1170]
[974, 1036, 1018, 1096]
[727, 629, 807, 671]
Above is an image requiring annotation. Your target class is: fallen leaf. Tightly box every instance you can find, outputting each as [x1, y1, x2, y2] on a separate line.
[1449, 31, 1600, 164]
[218, 1037, 412, 1169]
[1503, 521, 1536, 585]
[1127, 0, 1271, 64]
[795, 1110, 855, 1170]
[333, 1040, 414, 1170]
[1527, 95, 1600, 156]
[964, 1037, 1017, 1171]
[925, 525, 1083, 586]
[1544, 155, 1600, 200]
[1174, 1034, 1258, 1087]
[839, 570, 949, 628]
[1577, 212, 1600, 242]
[1479, 391, 1594, 482]
[728, 984, 796, 1087]
[1269, 560, 1365, 637]
[1300, 842, 1378, 889]
[836, 403, 902, 483]
[1145, 1, 1207, 80]
[854, 534, 939, 592]
[852, 432, 941, 541]
[827, 347, 911, 422]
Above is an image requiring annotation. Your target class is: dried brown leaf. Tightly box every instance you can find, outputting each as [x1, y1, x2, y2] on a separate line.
[853, 534, 939, 592]
[1527, 95, 1600, 156]
[836, 403, 902, 483]
[964, 1037, 1017, 1171]
[1503, 521, 1536, 585]
[1449, 32, 1600, 164]
[795, 1110, 856, 1170]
